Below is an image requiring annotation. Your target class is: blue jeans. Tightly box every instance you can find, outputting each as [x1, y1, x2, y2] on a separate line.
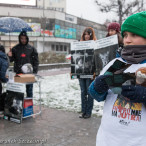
[26, 84, 33, 97]
[79, 78, 94, 115]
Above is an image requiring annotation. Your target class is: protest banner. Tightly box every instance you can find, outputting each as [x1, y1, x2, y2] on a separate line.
[4, 83, 25, 124]
[71, 40, 95, 78]
[94, 35, 119, 75]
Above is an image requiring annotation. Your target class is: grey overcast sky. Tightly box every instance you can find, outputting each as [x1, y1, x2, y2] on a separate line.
[66, 0, 146, 24]
[66, 0, 116, 24]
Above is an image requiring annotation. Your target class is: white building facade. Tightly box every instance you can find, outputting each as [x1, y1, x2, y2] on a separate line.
[0, 0, 106, 54]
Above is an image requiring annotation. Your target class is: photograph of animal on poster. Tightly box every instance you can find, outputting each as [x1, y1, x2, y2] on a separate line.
[4, 83, 25, 124]
[71, 40, 95, 78]
[94, 35, 119, 75]
[4, 91, 24, 124]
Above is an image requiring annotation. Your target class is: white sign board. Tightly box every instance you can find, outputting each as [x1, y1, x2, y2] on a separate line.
[71, 40, 95, 51]
[6, 82, 25, 93]
[0, 0, 36, 6]
[95, 35, 118, 50]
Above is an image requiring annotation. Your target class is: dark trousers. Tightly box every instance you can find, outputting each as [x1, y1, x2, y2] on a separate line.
[26, 84, 33, 97]
[79, 78, 94, 115]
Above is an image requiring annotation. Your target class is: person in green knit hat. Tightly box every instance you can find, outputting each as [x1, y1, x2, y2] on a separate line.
[88, 11, 146, 146]
[121, 11, 146, 39]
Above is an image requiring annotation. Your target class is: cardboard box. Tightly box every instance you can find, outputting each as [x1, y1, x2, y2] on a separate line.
[14, 74, 35, 83]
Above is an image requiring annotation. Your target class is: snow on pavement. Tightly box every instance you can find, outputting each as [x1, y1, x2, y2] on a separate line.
[34, 73, 104, 116]
[38, 68, 70, 76]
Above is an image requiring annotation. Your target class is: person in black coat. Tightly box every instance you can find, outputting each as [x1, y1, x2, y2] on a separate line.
[8, 31, 39, 97]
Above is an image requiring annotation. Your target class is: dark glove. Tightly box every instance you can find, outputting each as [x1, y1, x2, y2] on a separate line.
[94, 75, 111, 94]
[121, 85, 146, 103]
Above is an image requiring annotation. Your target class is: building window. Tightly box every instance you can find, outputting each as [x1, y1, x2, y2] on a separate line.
[64, 46, 67, 51]
[56, 45, 59, 51]
[60, 45, 63, 51]
[51, 44, 55, 51]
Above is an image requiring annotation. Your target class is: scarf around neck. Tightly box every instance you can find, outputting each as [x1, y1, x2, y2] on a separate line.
[121, 45, 146, 64]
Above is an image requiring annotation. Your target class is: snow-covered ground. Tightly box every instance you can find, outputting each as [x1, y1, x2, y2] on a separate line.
[34, 73, 104, 117]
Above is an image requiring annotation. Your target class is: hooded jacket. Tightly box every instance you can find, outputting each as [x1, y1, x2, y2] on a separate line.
[9, 31, 39, 74]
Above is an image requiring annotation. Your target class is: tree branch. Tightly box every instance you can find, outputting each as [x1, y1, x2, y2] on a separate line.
[95, 0, 145, 24]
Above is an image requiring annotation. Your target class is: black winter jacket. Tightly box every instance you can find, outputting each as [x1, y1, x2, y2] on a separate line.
[9, 44, 39, 74]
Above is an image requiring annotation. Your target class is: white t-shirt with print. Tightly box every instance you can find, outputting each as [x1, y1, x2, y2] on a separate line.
[96, 90, 146, 146]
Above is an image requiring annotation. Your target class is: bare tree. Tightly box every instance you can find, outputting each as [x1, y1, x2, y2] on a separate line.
[95, 0, 145, 25]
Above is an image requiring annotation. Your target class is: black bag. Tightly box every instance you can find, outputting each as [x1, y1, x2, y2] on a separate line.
[0, 92, 7, 111]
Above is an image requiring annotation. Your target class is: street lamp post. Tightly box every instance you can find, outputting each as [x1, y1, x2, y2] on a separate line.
[42, 0, 45, 52]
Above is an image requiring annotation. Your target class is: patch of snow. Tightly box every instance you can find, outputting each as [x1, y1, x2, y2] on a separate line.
[39, 63, 70, 66]
[34, 73, 104, 116]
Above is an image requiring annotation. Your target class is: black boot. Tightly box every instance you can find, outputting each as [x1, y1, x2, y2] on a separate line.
[83, 114, 91, 119]
[79, 113, 86, 118]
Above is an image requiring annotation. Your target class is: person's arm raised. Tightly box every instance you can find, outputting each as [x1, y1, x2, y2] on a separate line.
[7, 48, 12, 57]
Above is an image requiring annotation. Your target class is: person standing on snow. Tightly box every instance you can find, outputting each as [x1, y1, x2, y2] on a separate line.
[89, 11, 146, 146]
[7, 30, 39, 97]
[78, 27, 97, 119]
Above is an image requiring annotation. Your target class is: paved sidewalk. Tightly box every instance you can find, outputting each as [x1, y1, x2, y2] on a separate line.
[0, 107, 101, 146]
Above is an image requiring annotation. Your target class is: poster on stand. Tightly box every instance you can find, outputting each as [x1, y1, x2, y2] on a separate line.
[4, 83, 25, 124]
[23, 99, 33, 117]
[71, 40, 95, 79]
[94, 35, 119, 75]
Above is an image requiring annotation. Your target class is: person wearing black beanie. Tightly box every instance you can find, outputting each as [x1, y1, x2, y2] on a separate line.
[18, 30, 29, 45]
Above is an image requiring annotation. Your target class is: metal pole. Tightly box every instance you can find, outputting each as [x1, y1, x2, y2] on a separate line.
[8, 12, 11, 49]
[39, 81, 42, 115]
[43, 0, 45, 52]
[9, 31, 11, 48]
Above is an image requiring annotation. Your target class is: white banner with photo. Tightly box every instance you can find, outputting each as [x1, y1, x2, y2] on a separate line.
[94, 35, 119, 75]
[71, 40, 95, 78]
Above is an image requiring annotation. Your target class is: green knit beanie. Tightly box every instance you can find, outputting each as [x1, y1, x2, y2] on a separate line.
[121, 11, 146, 38]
